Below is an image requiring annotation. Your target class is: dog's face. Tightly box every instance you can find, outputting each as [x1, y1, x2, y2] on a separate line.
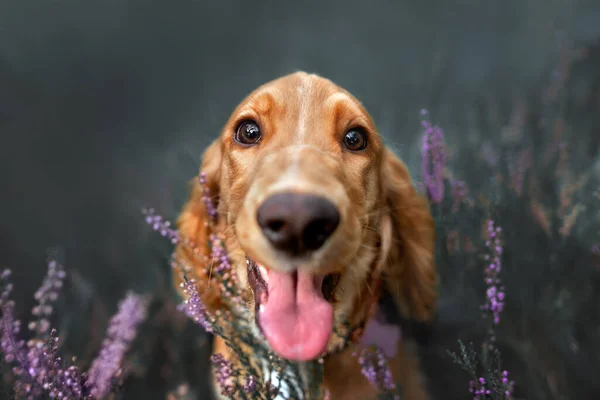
[177, 72, 437, 362]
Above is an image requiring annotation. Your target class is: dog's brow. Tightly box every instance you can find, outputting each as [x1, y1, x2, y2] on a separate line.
[242, 87, 280, 115]
[324, 91, 371, 127]
[325, 91, 355, 107]
[295, 74, 314, 144]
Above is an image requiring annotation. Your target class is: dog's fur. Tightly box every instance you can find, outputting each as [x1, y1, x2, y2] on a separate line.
[174, 72, 437, 399]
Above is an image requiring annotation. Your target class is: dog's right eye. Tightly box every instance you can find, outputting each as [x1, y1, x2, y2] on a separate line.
[234, 120, 262, 146]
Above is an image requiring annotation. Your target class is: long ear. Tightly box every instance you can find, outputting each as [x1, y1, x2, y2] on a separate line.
[381, 148, 437, 321]
[172, 140, 223, 309]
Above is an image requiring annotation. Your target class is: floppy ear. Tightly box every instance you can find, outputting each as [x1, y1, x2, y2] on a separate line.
[173, 140, 223, 309]
[380, 148, 437, 321]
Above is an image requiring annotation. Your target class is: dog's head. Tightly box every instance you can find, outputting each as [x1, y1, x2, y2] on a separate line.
[177, 72, 437, 361]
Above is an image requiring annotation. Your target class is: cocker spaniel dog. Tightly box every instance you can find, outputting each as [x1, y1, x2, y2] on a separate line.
[174, 72, 437, 400]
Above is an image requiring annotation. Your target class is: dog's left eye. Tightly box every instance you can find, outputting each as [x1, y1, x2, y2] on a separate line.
[235, 120, 262, 145]
[343, 129, 367, 151]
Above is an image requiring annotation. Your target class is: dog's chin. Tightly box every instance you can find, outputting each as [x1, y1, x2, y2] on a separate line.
[246, 257, 340, 361]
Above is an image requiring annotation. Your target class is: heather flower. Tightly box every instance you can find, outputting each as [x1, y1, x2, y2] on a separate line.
[2, 266, 58, 399]
[354, 345, 396, 393]
[481, 220, 505, 326]
[29, 260, 66, 336]
[1, 262, 92, 399]
[199, 172, 218, 221]
[501, 370, 516, 398]
[86, 292, 149, 398]
[210, 234, 232, 274]
[177, 278, 213, 333]
[1, 269, 12, 304]
[420, 111, 447, 204]
[468, 377, 491, 398]
[208, 236, 244, 305]
[142, 207, 180, 244]
[242, 375, 257, 394]
[144, 208, 210, 271]
[448, 218, 516, 399]
[449, 341, 515, 400]
[210, 353, 237, 396]
[468, 370, 515, 400]
[1, 302, 37, 397]
[34, 328, 87, 399]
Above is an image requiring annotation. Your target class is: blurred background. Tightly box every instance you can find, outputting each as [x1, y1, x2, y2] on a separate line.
[1, 0, 600, 399]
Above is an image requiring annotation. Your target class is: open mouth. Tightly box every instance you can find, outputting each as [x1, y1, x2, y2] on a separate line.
[246, 258, 340, 361]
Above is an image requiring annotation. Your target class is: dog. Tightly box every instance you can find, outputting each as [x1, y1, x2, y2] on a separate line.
[174, 72, 437, 399]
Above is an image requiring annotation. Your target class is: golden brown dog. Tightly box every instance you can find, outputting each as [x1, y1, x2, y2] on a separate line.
[174, 72, 437, 399]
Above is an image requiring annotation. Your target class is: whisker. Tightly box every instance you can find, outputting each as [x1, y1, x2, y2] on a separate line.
[357, 242, 379, 251]
[362, 225, 382, 236]
[208, 257, 214, 284]
[218, 224, 236, 238]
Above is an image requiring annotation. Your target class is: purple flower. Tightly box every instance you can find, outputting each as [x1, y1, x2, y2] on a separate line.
[1, 269, 12, 303]
[481, 220, 505, 326]
[209, 234, 232, 274]
[177, 278, 213, 333]
[502, 370, 516, 397]
[469, 377, 491, 399]
[421, 113, 447, 204]
[35, 328, 87, 399]
[462, 220, 516, 398]
[242, 375, 257, 394]
[1, 301, 37, 397]
[142, 207, 180, 244]
[86, 292, 149, 398]
[29, 260, 65, 336]
[2, 258, 151, 399]
[354, 345, 396, 393]
[468, 370, 515, 400]
[208, 235, 243, 305]
[199, 172, 218, 221]
[1, 263, 87, 399]
[210, 353, 237, 396]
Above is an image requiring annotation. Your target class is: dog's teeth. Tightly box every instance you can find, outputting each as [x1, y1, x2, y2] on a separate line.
[259, 304, 265, 313]
[258, 265, 269, 283]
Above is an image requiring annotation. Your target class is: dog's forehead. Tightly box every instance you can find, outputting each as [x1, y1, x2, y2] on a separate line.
[223, 72, 381, 151]
[264, 72, 343, 102]
[239, 72, 368, 120]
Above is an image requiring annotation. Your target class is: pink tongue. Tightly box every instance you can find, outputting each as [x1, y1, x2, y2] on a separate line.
[257, 269, 333, 361]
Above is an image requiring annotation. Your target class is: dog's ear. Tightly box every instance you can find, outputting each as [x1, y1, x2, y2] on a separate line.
[177, 139, 222, 243]
[173, 140, 223, 308]
[380, 148, 437, 321]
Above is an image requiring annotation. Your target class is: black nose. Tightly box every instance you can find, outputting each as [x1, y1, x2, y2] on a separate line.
[256, 192, 341, 256]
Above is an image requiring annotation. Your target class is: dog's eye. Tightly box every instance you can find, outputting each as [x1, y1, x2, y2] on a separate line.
[343, 129, 367, 151]
[235, 120, 262, 145]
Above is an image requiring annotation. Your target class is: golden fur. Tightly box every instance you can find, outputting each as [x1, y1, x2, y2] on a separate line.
[174, 72, 437, 399]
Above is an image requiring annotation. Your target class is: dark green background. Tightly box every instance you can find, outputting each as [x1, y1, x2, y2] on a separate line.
[1, 1, 600, 399]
